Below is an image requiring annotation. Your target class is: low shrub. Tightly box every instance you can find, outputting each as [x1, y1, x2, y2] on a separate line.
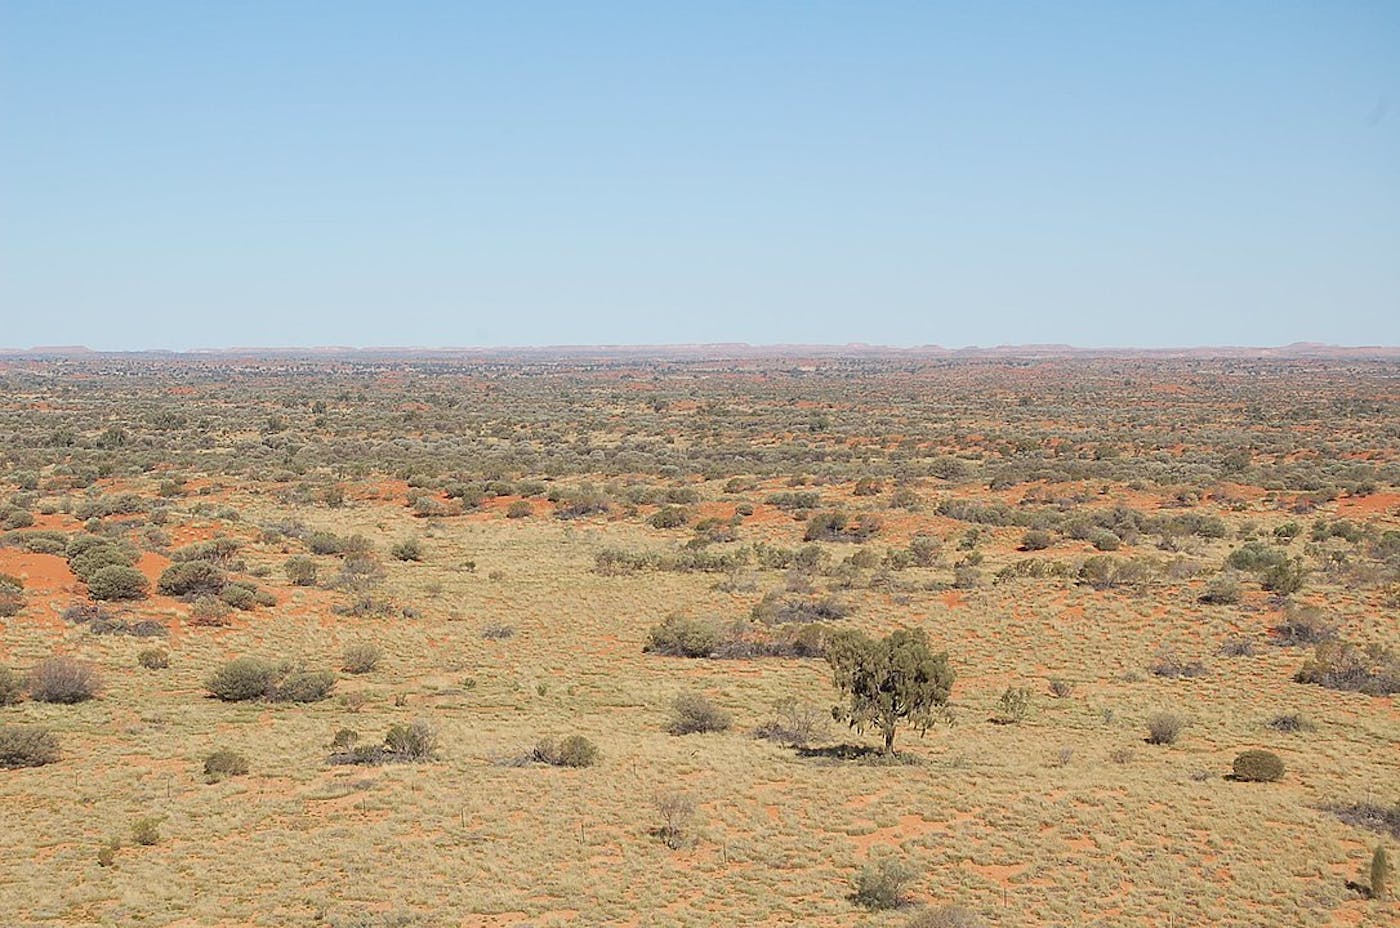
[1295, 640, 1400, 695]
[390, 538, 423, 562]
[506, 500, 532, 518]
[906, 905, 985, 928]
[668, 691, 732, 734]
[158, 560, 226, 598]
[27, 657, 101, 703]
[754, 698, 829, 747]
[203, 749, 250, 782]
[851, 856, 918, 910]
[341, 642, 383, 674]
[654, 790, 697, 849]
[284, 556, 318, 586]
[533, 734, 600, 767]
[268, 669, 337, 703]
[0, 726, 60, 767]
[1150, 649, 1209, 679]
[1146, 711, 1186, 745]
[644, 614, 722, 658]
[131, 816, 163, 846]
[0, 666, 23, 704]
[87, 565, 150, 601]
[137, 648, 170, 670]
[1273, 605, 1336, 647]
[1232, 749, 1285, 782]
[206, 657, 279, 701]
[383, 720, 437, 760]
[189, 595, 233, 626]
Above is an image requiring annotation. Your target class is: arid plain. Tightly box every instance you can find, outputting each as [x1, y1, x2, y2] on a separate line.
[0, 353, 1396, 927]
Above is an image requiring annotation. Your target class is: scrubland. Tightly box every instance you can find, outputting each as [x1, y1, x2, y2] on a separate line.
[0, 354, 1396, 927]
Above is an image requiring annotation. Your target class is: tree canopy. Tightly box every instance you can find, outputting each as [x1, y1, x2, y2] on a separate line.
[826, 627, 954, 754]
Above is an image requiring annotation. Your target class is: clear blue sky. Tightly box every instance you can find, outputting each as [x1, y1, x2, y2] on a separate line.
[2, 1, 1397, 350]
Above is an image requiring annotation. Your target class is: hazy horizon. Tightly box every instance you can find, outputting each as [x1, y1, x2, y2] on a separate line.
[3, 2, 1397, 350]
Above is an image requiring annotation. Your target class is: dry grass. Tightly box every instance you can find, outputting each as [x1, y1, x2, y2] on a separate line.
[0, 357, 1395, 926]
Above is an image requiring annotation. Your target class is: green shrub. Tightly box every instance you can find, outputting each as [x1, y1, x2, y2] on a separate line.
[158, 560, 226, 598]
[0, 666, 23, 705]
[284, 555, 318, 587]
[644, 614, 722, 658]
[992, 686, 1031, 724]
[1232, 749, 1284, 782]
[68, 544, 138, 582]
[87, 564, 150, 601]
[505, 500, 532, 519]
[383, 719, 437, 760]
[205, 657, 278, 701]
[1372, 845, 1390, 900]
[189, 595, 233, 626]
[130, 816, 163, 846]
[851, 856, 918, 910]
[305, 531, 345, 555]
[650, 506, 689, 529]
[668, 691, 732, 735]
[341, 642, 383, 674]
[534, 734, 600, 767]
[137, 648, 169, 670]
[268, 669, 337, 703]
[0, 725, 60, 767]
[203, 749, 250, 782]
[0, 584, 21, 617]
[1020, 529, 1052, 551]
[390, 538, 423, 561]
[27, 656, 101, 703]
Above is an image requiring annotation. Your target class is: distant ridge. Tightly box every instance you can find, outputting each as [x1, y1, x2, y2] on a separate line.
[2, 342, 1398, 361]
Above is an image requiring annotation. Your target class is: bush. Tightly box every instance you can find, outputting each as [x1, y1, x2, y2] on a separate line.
[203, 749, 250, 782]
[1273, 605, 1336, 647]
[384, 720, 437, 760]
[992, 686, 1031, 724]
[1020, 529, 1052, 551]
[390, 538, 423, 562]
[189, 594, 233, 626]
[1232, 749, 1284, 782]
[341, 642, 383, 674]
[649, 506, 689, 529]
[644, 614, 722, 658]
[1200, 572, 1242, 605]
[654, 790, 697, 848]
[1149, 649, 1209, 678]
[205, 657, 278, 701]
[86, 564, 150, 601]
[1146, 711, 1186, 745]
[268, 669, 337, 703]
[0, 666, 23, 705]
[906, 905, 985, 928]
[69, 544, 138, 582]
[1261, 558, 1306, 595]
[27, 657, 101, 703]
[668, 691, 732, 734]
[284, 555, 318, 586]
[851, 856, 918, 910]
[506, 500, 532, 519]
[158, 560, 226, 598]
[1294, 640, 1400, 695]
[0, 575, 22, 617]
[0, 725, 60, 767]
[137, 648, 169, 670]
[305, 531, 346, 555]
[534, 734, 600, 767]
[754, 698, 829, 747]
[131, 816, 163, 846]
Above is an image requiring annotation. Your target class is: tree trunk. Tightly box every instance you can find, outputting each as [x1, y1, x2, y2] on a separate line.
[883, 723, 896, 755]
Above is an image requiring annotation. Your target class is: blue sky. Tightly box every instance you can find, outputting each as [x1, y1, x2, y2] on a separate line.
[2, 1, 1397, 349]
